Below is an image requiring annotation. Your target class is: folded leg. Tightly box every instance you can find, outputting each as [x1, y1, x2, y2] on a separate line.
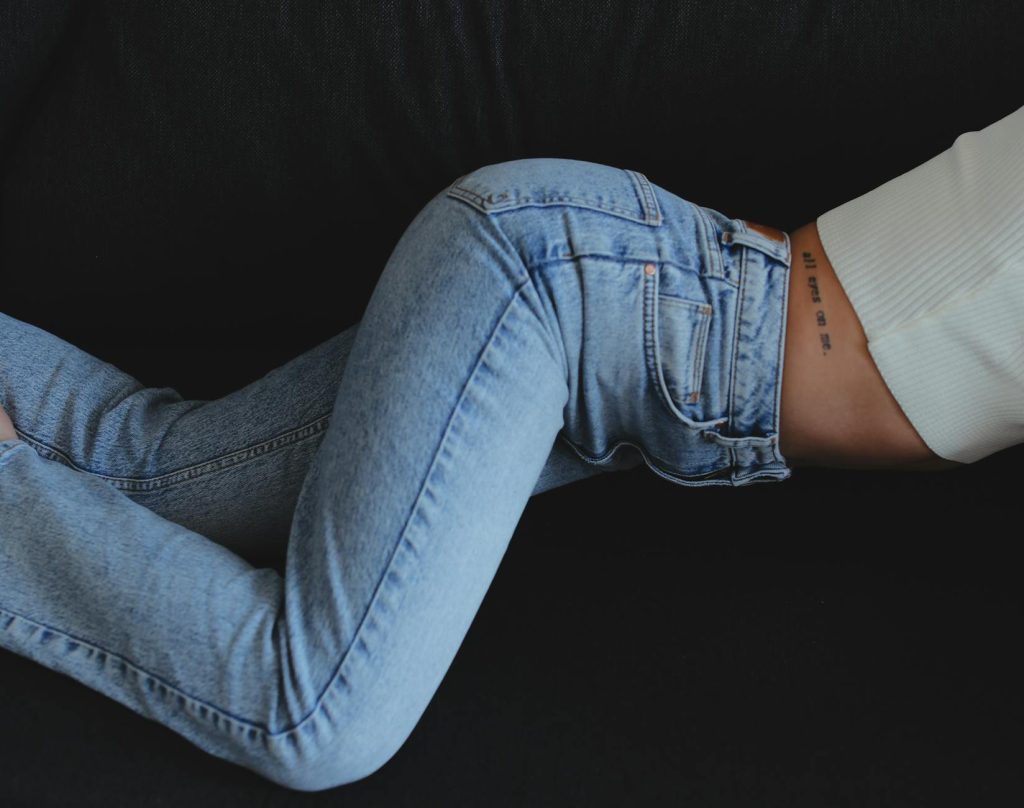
[0, 179, 610, 790]
[0, 309, 608, 565]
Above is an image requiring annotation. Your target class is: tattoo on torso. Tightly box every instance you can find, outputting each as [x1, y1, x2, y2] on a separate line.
[800, 249, 831, 355]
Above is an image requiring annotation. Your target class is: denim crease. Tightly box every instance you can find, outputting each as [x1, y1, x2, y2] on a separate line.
[0, 157, 792, 791]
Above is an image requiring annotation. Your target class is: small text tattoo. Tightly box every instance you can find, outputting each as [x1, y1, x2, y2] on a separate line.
[800, 250, 831, 356]
[806, 275, 821, 303]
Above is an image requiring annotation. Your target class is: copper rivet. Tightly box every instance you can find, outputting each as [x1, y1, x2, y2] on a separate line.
[644, 263, 656, 275]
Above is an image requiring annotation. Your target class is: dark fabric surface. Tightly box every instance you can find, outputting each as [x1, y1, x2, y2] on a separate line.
[1, 1, 1022, 804]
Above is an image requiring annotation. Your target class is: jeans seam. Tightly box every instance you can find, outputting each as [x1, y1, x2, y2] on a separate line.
[448, 183, 658, 224]
[487, 215, 571, 385]
[10, 414, 333, 492]
[558, 432, 731, 483]
[0, 605, 256, 727]
[724, 246, 746, 476]
[624, 168, 663, 225]
[523, 250, 739, 288]
[310, 280, 537, 741]
[0, 282, 537, 744]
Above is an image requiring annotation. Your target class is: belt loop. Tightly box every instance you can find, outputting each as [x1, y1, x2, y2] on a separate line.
[692, 203, 725, 280]
[624, 169, 663, 226]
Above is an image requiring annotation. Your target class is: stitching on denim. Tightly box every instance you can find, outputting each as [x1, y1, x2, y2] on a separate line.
[691, 203, 724, 280]
[523, 251, 739, 288]
[487, 215, 571, 383]
[733, 222, 788, 261]
[0, 282, 543, 744]
[692, 302, 711, 397]
[12, 415, 332, 492]
[644, 268, 717, 424]
[559, 432, 731, 484]
[625, 169, 662, 225]
[313, 280, 539, 739]
[642, 266, 661, 413]
[725, 244, 745, 478]
[0, 605, 264, 733]
[446, 184, 488, 209]
[656, 296, 711, 400]
[447, 183, 657, 224]
[772, 254, 791, 465]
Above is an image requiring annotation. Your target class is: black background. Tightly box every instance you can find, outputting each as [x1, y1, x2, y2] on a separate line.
[1, 1, 1022, 804]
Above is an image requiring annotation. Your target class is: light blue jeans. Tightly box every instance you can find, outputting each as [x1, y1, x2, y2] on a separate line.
[0, 158, 793, 791]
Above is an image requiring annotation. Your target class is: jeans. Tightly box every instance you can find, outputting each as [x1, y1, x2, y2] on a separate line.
[0, 157, 793, 791]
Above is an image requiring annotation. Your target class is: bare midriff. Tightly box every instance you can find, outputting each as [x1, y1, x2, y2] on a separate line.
[773, 220, 964, 472]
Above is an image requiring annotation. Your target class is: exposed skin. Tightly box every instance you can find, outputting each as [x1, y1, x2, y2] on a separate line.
[777, 220, 965, 473]
[0, 220, 966, 473]
[0, 401, 15, 443]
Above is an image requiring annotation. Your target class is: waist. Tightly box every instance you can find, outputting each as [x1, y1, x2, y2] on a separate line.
[776, 219, 958, 470]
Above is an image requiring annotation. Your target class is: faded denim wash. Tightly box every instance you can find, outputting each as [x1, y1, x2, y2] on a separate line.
[0, 157, 792, 791]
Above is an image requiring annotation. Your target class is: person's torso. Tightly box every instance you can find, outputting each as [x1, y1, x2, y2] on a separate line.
[776, 220, 962, 471]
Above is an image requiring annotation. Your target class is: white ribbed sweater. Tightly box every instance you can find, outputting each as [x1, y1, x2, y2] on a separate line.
[816, 102, 1024, 464]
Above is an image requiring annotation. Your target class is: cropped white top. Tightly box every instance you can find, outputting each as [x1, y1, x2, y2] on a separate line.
[816, 102, 1024, 464]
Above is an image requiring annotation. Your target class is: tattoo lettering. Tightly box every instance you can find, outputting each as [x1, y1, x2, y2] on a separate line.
[800, 250, 831, 356]
[807, 275, 821, 303]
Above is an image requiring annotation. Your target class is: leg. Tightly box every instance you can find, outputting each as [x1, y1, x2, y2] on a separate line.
[0, 158, 792, 791]
[0, 162, 653, 791]
[0, 310, 608, 564]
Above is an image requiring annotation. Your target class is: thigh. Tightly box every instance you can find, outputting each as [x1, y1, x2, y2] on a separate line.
[0, 308, 604, 569]
[0, 173, 627, 790]
[0, 160, 793, 791]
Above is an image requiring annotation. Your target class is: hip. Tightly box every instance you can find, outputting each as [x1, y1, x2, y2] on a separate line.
[445, 158, 795, 486]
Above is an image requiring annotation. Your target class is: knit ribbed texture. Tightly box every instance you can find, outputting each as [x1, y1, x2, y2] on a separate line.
[816, 103, 1024, 464]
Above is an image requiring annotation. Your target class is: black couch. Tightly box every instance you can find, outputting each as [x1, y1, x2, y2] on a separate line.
[2, 2, 1022, 804]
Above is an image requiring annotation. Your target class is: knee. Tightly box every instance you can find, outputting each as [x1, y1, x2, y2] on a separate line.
[269, 753, 393, 793]
[256, 729, 405, 793]
[247, 687, 423, 793]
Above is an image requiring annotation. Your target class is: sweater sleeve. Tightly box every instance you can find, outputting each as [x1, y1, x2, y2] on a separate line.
[815, 103, 1024, 464]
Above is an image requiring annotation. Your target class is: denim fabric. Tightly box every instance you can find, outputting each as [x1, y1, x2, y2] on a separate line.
[0, 157, 792, 791]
